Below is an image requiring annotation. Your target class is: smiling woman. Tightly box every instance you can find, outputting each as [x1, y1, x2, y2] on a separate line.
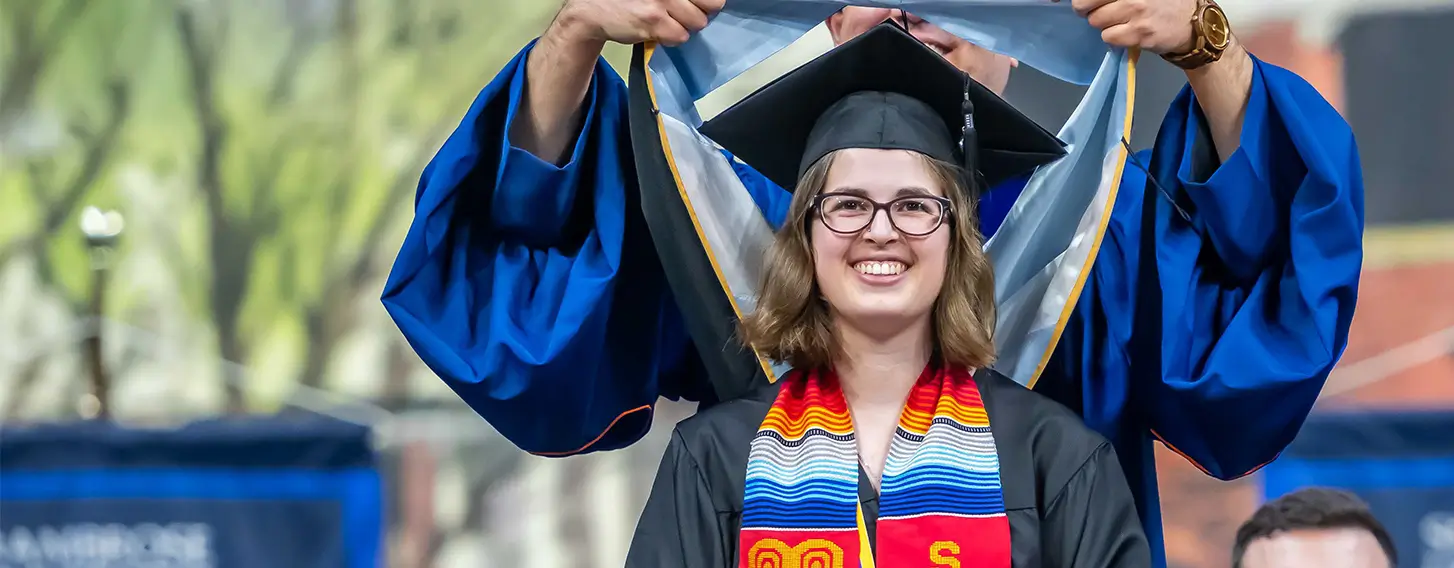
[624, 22, 1151, 568]
[741, 147, 994, 373]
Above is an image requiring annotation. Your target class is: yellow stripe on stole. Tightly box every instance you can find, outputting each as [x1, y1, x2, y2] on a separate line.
[857, 503, 876, 568]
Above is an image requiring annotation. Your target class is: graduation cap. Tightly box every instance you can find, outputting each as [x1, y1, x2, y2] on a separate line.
[701, 21, 1067, 193]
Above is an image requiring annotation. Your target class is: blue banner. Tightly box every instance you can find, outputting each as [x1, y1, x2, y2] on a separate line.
[1261, 411, 1454, 568]
[0, 417, 382, 568]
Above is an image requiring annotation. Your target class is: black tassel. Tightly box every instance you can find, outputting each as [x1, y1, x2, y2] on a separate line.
[961, 78, 979, 196]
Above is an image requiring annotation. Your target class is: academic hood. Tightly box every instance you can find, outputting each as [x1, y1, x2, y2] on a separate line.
[626, 0, 1140, 401]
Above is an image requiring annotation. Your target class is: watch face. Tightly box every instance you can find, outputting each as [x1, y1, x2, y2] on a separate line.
[1202, 6, 1232, 49]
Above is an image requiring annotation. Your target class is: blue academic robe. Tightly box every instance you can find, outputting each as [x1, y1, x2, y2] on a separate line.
[381, 41, 1363, 562]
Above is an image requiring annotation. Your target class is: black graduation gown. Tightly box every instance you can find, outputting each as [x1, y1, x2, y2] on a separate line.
[624, 369, 1151, 567]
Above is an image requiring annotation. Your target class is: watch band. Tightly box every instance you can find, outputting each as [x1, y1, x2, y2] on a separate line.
[1164, 45, 1218, 70]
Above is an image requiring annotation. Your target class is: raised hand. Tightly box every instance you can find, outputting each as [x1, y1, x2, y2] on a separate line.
[555, 0, 727, 47]
[1071, 0, 1198, 55]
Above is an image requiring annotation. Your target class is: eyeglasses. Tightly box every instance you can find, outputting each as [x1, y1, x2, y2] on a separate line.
[810, 193, 952, 236]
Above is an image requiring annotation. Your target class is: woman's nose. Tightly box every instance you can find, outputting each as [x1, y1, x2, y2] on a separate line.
[862, 209, 900, 243]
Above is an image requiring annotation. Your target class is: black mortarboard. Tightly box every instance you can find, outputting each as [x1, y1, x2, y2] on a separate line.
[701, 21, 1066, 193]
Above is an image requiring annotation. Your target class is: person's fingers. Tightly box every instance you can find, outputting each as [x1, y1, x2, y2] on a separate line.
[653, 16, 692, 45]
[663, 0, 710, 33]
[1099, 22, 1147, 47]
[1071, 0, 1117, 18]
[1085, 1, 1135, 30]
[687, 0, 725, 17]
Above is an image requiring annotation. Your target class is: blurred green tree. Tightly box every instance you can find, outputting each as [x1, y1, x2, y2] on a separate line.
[165, 0, 567, 410]
[0, 0, 157, 417]
[2, 0, 572, 414]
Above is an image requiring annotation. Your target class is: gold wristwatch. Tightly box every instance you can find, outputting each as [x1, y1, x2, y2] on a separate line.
[1162, 0, 1232, 70]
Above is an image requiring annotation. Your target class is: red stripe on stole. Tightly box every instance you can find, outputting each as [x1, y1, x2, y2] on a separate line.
[739, 529, 859, 568]
[877, 514, 1010, 568]
[769, 371, 850, 418]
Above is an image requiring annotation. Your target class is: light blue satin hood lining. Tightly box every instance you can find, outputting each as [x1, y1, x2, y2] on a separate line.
[985, 50, 1134, 387]
[643, 2, 1134, 387]
[649, 0, 1110, 126]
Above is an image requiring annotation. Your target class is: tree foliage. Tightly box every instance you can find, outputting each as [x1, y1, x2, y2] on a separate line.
[1, 0, 566, 415]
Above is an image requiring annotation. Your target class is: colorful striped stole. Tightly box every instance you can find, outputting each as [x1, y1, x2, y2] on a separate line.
[740, 365, 1010, 568]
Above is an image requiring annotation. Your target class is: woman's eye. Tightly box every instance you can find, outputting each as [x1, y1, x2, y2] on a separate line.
[895, 199, 934, 214]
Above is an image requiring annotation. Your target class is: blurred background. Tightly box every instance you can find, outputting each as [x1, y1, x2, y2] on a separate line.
[0, 1, 1450, 567]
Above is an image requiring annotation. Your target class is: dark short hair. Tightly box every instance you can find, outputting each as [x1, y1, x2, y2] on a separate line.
[1232, 487, 1396, 568]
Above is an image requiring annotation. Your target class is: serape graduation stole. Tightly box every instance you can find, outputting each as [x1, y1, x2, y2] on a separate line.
[740, 365, 1011, 568]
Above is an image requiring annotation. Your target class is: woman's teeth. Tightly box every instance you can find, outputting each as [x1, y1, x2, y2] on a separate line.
[854, 261, 905, 276]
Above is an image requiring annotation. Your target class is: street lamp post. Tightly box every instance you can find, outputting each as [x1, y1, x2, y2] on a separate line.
[78, 206, 124, 419]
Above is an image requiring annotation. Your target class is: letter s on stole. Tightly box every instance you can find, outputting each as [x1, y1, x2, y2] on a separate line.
[746, 538, 845, 568]
[930, 541, 962, 567]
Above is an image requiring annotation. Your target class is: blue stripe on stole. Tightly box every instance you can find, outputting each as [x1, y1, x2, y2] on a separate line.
[744, 482, 855, 502]
[742, 473, 858, 529]
[880, 463, 1006, 518]
[879, 488, 1005, 518]
[741, 497, 859, 528]
[880, 477, 1001, 495]
[880, 481, 1003, 502]
[881, 465, 1002, 490]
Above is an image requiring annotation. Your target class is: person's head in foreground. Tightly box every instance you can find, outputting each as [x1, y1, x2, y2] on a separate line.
[626, 21, 1149, 568]
[712, 22, 1063, 371]
[1233, 487, 1397, 568]
[828, 7, 1020, 95]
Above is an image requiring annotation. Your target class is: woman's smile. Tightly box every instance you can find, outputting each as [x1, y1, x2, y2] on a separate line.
[851, 258, 910, 285]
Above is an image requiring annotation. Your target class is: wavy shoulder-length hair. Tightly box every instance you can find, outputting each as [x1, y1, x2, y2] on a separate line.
[739, 150, 998, 371]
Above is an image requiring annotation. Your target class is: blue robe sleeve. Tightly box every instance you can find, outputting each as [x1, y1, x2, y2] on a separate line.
[1108, 56, 1363, 479]
[380, 41, 707, 456]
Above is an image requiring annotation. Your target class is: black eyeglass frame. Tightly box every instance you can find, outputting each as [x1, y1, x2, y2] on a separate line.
[809, 192, 954, 237]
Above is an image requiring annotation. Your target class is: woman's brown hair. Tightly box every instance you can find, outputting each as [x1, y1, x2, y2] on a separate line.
[738, 150, 998, 371]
